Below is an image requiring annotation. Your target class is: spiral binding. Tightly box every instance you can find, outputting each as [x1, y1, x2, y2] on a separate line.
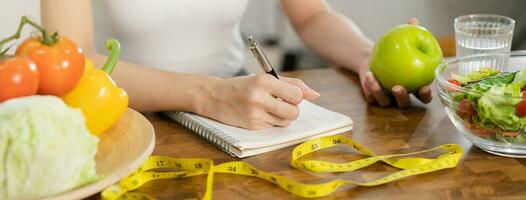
[164, 112, 241, 157]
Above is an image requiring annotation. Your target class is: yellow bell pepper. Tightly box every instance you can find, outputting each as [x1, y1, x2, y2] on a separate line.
[62, 39, 129, 136]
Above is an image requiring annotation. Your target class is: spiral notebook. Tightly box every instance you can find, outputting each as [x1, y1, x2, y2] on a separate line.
[164, 101, 353, 158]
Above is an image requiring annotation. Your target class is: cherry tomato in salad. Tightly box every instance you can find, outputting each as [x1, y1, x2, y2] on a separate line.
[516, 100, 526, 117]
[502, 131, 519, 137]
[456, 99, 476, 120]
[448, 79, 461, 86]
[464, 121, 493, 138]
[0, 56, 39, 102]
[447, 79, 461, 92]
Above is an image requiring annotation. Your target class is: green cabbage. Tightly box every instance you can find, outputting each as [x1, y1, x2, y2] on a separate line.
[0, 96, 99, 199]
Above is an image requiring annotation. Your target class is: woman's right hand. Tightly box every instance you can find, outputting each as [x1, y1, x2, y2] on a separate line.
[195, 74, 320, 130]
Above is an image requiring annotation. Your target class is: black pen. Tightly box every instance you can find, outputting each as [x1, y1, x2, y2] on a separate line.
[247, 35, 279, 79]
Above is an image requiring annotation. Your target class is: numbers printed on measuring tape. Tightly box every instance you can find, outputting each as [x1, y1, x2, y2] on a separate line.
[227, 166, 236, 172]
[101, 135, 463, 200]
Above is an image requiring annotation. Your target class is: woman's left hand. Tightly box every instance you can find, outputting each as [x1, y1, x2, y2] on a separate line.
[359, 18, 433, 108]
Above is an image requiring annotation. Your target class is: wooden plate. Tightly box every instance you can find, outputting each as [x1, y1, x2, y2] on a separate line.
[44, 109, 155, 200]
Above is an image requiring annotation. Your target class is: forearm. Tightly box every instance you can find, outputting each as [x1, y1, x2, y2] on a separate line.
[87, 53, 219, 113]
[295, 11, 374, 73]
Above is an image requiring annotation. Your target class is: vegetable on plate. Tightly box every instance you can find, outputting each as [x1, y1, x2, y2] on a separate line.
[62, 39, 129, 135]
[0, 96, 99, 199]
[13, 16, 85, 96]
[0, 56, 38, 102]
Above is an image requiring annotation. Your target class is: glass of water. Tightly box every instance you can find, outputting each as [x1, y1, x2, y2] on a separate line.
[454, 14, 515, 74]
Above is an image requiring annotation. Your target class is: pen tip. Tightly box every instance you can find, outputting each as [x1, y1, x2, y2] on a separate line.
[247, 35, 256, 47]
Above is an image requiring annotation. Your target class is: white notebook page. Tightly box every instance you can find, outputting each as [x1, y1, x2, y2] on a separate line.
[193, 101, 353, 149]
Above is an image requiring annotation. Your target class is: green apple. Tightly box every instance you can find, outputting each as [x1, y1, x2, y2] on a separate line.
[370, 24, 443, 93]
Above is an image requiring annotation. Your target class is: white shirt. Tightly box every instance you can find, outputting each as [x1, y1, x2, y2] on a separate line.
[95, 0, 248, 77]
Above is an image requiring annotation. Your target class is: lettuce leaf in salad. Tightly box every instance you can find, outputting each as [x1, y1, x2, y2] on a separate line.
[465, 72, 516, 92]
[474, 83, 523, 131]
[452, 90, 481, 102]
[451, 68, 500, 84]
[452, 67, 526, 143]
[452, 72, 516, 102]
[512, 66, 526, 87]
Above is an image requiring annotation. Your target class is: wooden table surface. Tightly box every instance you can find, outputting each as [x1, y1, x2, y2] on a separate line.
[91, 67, 526, 200]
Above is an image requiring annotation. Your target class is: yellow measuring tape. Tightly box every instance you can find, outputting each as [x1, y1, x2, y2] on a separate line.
[101, 135, 463, 199]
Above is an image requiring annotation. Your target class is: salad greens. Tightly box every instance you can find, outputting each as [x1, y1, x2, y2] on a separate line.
[452, 68, 500, 84]
[513, 68, 526, 87]
[450, 67, 526, 144]
[475, 83, 522, 130]
[0, 96, 99, 199]
[452, 70, 516, 102]
[465, 72, 516, 93]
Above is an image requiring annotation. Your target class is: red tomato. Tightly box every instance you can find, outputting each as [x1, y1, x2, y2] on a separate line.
[456, 99, 476, 120]
[0, 56, 39, 102]
[502, 131, 519, 137]
[521, 91, 526, 99]
[516, 100, 526, 117]
[447, 79, 461, 92]
[464, 121, 494, 138]
[448, 79, 461, 86]
[16, 36, 84, 96]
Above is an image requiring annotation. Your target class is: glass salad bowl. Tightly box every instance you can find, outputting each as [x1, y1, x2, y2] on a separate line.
[436, 52, 526, 157]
